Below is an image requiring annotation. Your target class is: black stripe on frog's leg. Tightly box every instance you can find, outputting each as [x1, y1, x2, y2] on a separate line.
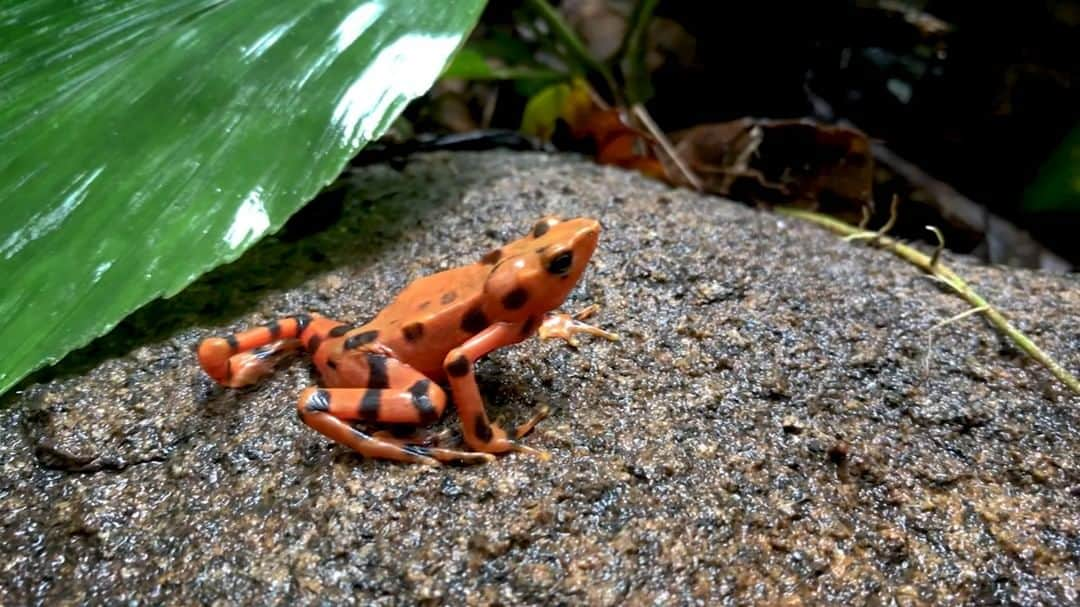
[304, 389, 331, 413]
[263, 320, 281, 339]
[225, 334, 240, 351]
[446, 354, 471, 378]
[532, 219, 551, 238]
[366, 353, 389, 389]
[359, 389, 381, 420]
[474, 414, 494, 443]
[409, 379, 438, 424]
[328, 324, 353, 338]
[520, 315, 541, 337]
[292, 314, 312, 333]
[345, 330, 379, 350]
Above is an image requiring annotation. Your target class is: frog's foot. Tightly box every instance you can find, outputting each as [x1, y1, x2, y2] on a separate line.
[478, 407, 553, 461]
[508, 440, 552, 461]
[370, 430, 493, 465]
[379, 426, 455, 447]
[505, 405, 553, 461]
[538, 304, 620, 348]
[200, 338, 302, 388]
[484, 424, 552, 462]
[479, 420, 554, 461]
[226, 340, 302, 387]
[297, 407, 441, 466]
[514, 404, 550, 439]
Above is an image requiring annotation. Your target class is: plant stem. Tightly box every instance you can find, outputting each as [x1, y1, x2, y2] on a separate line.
[619, 0, 660, 104]
[631, 103, 702, 190]
[525, 0, 622, 105]
[776, 206, 1080, 395]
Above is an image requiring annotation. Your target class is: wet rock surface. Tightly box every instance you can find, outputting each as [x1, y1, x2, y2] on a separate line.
[1, 151, 1078, 605]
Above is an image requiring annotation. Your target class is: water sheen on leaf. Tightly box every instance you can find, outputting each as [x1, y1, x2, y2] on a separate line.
[0, 0, 486, 396]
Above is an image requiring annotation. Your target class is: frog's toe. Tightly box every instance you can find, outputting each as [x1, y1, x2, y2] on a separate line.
[509, 441, 552, 462]
[538, 307, 619, 346]
[407, 445, 496, 465]
[513, 404, 551, 439]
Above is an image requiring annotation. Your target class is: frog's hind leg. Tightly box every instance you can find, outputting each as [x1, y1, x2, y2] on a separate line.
[295, 357, 493, 465]
[296, 406, 441, 466]
[199, 313, 323, 388]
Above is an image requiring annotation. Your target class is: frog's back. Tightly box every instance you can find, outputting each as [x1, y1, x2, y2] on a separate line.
[362, 264, 488, 375]
[371, 264, 485, 325]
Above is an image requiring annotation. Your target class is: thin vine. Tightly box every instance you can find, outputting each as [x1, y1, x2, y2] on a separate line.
[776, 206, 1080, 395]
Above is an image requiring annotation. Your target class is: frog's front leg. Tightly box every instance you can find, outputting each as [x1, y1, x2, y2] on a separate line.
[296, 355, 494, 466]
[443, 322, 550, 459]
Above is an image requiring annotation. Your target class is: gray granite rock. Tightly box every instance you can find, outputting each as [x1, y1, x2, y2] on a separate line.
[1, 151, 1077, 605]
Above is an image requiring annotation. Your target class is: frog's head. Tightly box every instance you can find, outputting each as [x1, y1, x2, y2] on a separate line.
[483, 216, 601, 320]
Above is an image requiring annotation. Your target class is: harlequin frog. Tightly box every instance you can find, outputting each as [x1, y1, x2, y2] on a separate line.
[197, 216, 618, 466]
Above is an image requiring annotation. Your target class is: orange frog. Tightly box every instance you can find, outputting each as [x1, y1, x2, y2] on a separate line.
[197, 216, 618, 466]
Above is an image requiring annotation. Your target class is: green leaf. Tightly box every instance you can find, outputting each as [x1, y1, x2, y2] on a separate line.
[468, 28, 540, 67]
[520, 82, 573, 140]
[0, 0, 487, 397]
[519, 77, 591, 140]
[619, 0, 660, 105]
[441, 45, 564, 81]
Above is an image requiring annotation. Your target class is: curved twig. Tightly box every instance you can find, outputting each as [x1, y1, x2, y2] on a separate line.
[844, 195, 900, 244]
[925, 225, 945, 269]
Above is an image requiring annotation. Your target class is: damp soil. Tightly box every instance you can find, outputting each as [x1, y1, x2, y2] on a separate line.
[1, 151, 1078, 605]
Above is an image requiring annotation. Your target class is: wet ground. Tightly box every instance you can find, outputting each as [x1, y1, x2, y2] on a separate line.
[1, 151, 1078, 605]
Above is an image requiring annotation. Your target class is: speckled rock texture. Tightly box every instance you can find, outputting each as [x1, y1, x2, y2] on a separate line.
[1, 151, 1078, 606]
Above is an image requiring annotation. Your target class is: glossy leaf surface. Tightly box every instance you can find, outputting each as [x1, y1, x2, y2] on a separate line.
[0, 0, 486, 396]
[441, 45, 563, 81]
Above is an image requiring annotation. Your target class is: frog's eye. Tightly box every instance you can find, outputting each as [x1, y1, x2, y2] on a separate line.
[546, 251, 573, 276]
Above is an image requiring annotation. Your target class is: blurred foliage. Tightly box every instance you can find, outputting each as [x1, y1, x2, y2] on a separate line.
[1022, 124, 1080, 212]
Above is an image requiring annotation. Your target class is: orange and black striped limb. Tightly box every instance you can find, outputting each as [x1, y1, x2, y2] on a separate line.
[442, 322, 551, 460]
[296, 386, 493, 465]
[296, 361, 448, 426]
[198, 313, 326, 388]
